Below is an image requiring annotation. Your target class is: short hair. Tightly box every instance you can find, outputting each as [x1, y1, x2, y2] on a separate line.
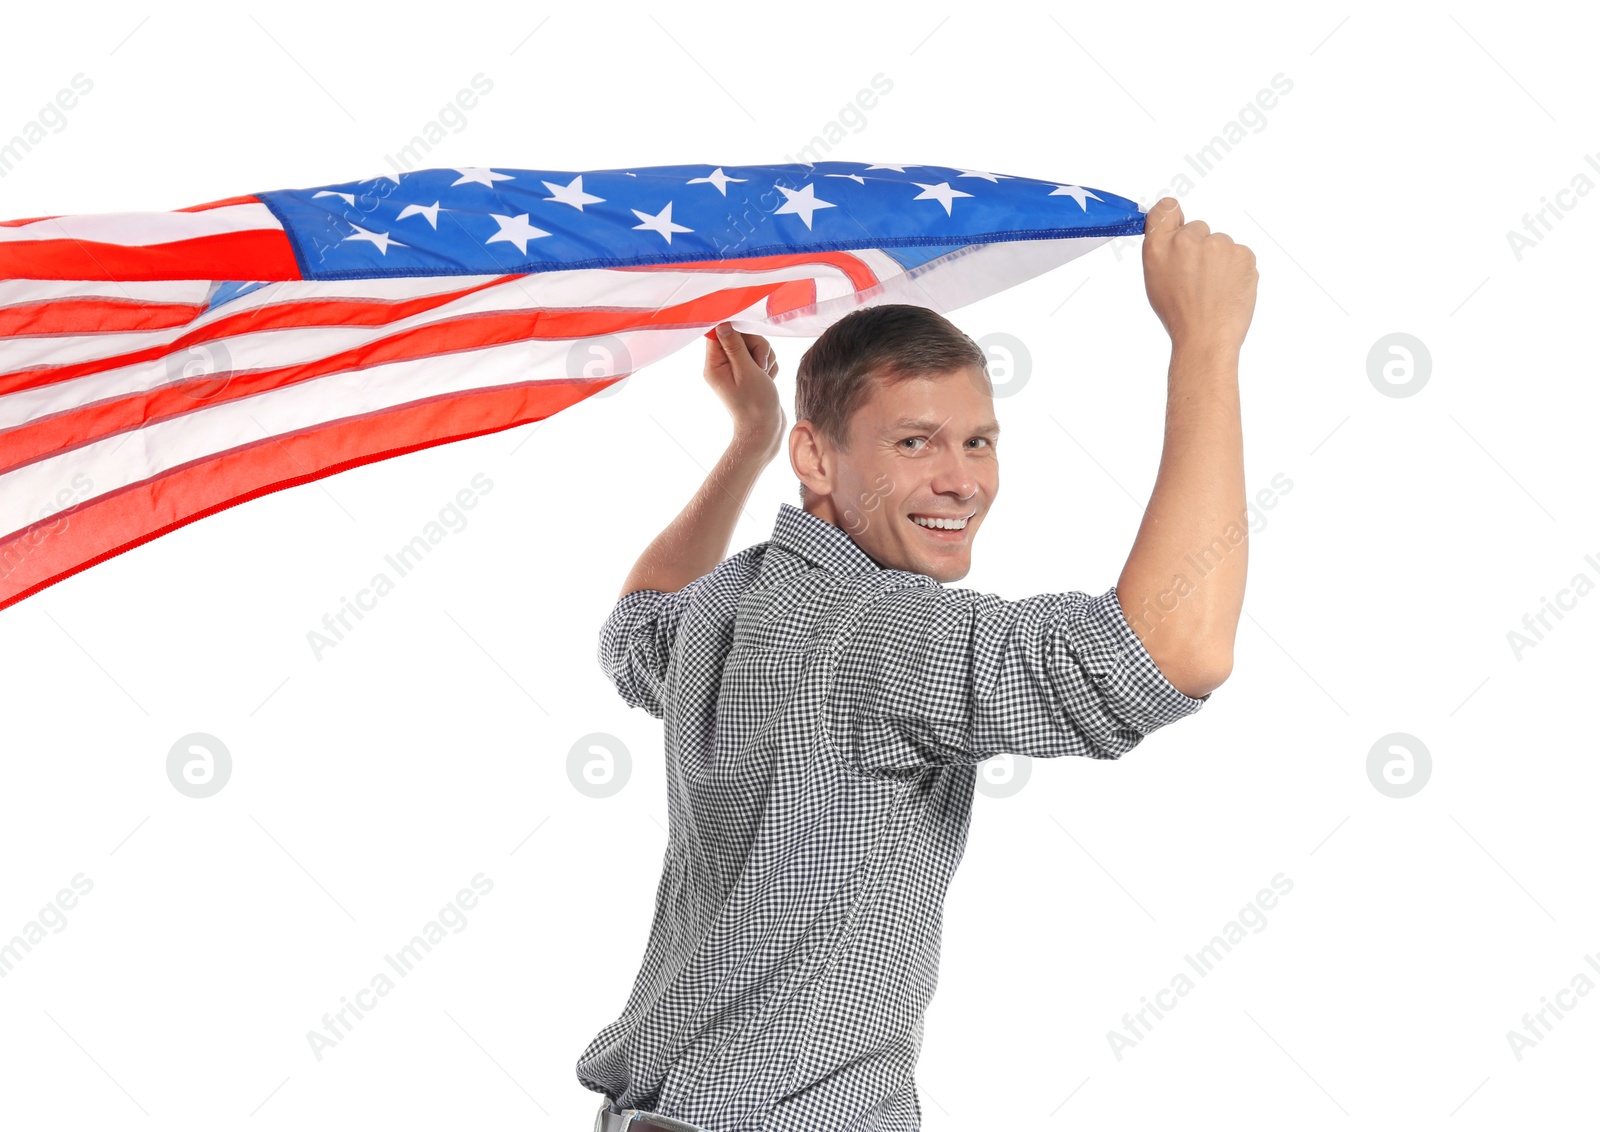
[794, 304, 989, 502]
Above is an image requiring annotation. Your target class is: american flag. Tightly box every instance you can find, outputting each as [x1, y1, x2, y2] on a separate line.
[0, 161, 1142, 613]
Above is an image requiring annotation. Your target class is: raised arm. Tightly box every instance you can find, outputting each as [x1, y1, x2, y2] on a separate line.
[618, 322, 787, 599]
[1115, 197, 1258, 699]
[600, 324, 787, 717]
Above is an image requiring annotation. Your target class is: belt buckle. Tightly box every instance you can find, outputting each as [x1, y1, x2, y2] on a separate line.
[619, 1108, 705, 1132]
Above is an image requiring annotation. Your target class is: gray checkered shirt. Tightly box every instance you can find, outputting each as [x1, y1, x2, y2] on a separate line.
[577, 501, 1209, 1131]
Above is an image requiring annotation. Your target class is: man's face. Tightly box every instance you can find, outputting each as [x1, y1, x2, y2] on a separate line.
[805, 366, 999, 584]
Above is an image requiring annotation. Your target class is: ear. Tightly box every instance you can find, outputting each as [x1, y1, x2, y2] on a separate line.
[789, 420, 832, 498]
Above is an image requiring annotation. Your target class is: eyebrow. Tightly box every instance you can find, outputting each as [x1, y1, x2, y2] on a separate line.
[883, 417, 1001, 437]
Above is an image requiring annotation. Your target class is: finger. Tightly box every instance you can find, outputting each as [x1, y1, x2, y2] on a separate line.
[714, 322, 757, 372]
[1178, 220, 1211, 240]
[704, 334, 732, 377]
[750, 338, 778, 376]
[1143, 196, 1184, 246]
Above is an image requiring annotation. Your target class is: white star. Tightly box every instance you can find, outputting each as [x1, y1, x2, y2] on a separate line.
[343, 225, 406, 255]
[397, 201, 442, 228]
[909, 181, 974, 216]
[451, 167, 515, 187]
[825, 173, 866, 184]
[955, 169, 1010, 182]
[1048, 184, 1103, 211]
[314, 190, 356, 206]
[687, 167, 748, 196]
[866, 164, 916, 173]
[774, 183, 836, 230]
[542, 175, 605, 210]
[485, 213, 551, 254]
[631, 201, 693, 243]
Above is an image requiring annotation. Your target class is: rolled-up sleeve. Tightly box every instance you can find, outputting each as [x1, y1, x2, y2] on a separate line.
[597, 576, 709, 720]
[823, 582, 1208, 774]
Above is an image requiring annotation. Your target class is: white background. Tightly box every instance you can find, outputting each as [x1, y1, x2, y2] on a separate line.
[0, 1, 1595, 1128]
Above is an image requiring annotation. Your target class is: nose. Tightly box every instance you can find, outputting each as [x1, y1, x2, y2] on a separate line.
[927, 448, 978, 503]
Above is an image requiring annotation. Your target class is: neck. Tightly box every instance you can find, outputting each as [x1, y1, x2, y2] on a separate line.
[803, 494, 843, 529]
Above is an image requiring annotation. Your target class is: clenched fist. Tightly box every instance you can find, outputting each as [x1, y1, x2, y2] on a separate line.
[1141, 197, 1259, 355]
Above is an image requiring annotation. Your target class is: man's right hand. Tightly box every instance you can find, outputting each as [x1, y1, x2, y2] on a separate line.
[704, 321, 786, 462]
[1140, 197, 1259, 355]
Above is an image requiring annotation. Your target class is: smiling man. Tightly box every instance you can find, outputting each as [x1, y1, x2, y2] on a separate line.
[579, 197, 1256, 1132]
[786, 304, 1001, 587]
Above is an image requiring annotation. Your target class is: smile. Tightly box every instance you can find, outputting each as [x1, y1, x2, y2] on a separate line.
[908, 512, 974, 531]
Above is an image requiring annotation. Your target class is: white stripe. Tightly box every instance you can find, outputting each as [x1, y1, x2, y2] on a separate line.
[0, 255, 878, 375]
[0, 204, 282, 246]
[0, 259, 867, 424]
[0, 274, 506, 363]
[0, 279, 214, 310]
[847, 249, 909, 281]
[0, 272, 510, 313]
[756, 237, 1111, 335]
[0, 310, 776, 538]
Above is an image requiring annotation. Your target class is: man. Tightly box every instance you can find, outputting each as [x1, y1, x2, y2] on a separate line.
[579, 197, 1255, 1132]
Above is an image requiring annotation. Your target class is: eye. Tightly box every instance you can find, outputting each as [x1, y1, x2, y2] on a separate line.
[967, 437, 992, 449]
[899, 436, 927, 451]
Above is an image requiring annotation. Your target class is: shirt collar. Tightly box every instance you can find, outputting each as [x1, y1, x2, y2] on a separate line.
[770, 501, 883, 575]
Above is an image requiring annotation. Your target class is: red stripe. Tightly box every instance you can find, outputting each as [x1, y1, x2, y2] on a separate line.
[175, 193, 263, 213]
[0, 280, 798, 476]
[0, 298, 209, 338]
[765, 278, 817, 317]
[0, 215, 60, 228]
[0, 229, 301, 282]
[0, 252, 859, 391]
[0, 275, 521, 393]
[0, 378, 609, 614]
[0, 259, 851, 396]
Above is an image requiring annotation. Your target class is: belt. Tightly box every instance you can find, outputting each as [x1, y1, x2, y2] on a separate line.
[592, 1099, 709, 1132]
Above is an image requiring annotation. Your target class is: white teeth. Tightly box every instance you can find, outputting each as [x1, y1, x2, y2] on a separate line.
[911, 514, 969, 530]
